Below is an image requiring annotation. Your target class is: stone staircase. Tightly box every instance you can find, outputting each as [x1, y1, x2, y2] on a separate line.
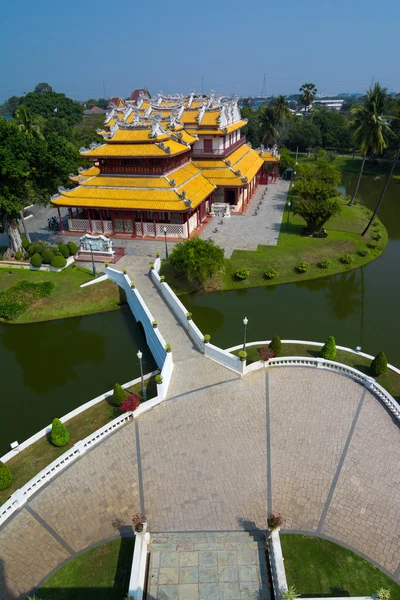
[146, 531, 270, 599]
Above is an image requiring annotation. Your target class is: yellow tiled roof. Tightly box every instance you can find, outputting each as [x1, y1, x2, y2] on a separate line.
[106, 129, 170, 143]
[82, 140, 190, 158]
[224, 144, 249, 165]
[202, 148, 263, 187]
[53, 163, 215, 211]
[174, 130, 198, 145]
[261, 151, 279, 162]
[200, 112, 220, 126]
[180, 110, 199, 124]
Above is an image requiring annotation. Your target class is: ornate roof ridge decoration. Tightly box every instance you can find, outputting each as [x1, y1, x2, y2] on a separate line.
[241, 176, 248, 183]
[123, 107, 134, 122]
[57, 185, 68, 194]
[51, 192, 61, 201]
[184, 198, 192, 207]
[197, 103, 207, 124]
[150, 115, 167, 139]
[156, 141, 171, 154]
[168, 110, 182, 130]
[207, 91, 215, 108]
[168, 178, 176, 187]
[105, 108, 116, 123]
[187, 90, 194, 108]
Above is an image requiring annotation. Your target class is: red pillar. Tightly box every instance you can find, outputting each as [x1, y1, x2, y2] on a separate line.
[100, 210, 104, 233]
[87, 209, 92, 233]
[153, 212, 157, 238]
[57, 206, 64, 232]
[141, 211, 144, 237]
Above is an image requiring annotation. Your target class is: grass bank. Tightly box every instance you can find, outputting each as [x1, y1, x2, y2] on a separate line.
[233, 343, 400, 402]
[39, 537, 134, 599]
[162, 198, 387, 294]
[0, 376, 156, 507]
[0, 265, 121, 323]
[281, 534, 400, 599]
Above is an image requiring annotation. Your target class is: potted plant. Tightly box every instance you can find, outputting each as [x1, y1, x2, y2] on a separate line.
[267, 512, 283, 530]
[238, 350, 247, 362]
[152, 320, 158, 328]
[165, 344, 172, 353]
[186, 312, 192, 320]
[155, 374, 163, 384]
[132, 513, 147, 533]
[160, 275, 165, 282]
[122, 268, 127, 274]
[204, 334, 211, 344]
[131, 282, 135, 288]
[150, 263, 155, 270]
[156, 251, 160, 258]
[104, 261, 109, 267]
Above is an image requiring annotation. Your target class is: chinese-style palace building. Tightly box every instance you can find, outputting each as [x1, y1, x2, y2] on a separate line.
[52, 92, 280, 239]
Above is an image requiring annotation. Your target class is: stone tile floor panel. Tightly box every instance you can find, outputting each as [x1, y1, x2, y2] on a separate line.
[321, 392, 400, 575]
[269, 368, 362, 531]
[29, 420, 140, 553]
[147, 532, 269, 600]
[0, 509, 70, 598]
[200, 181, 289, 258]
[138, 371, 268, 532]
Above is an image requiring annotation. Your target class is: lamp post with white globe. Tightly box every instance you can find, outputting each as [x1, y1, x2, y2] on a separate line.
[243, 317, 248, 353]
[137, 349, 147, 401]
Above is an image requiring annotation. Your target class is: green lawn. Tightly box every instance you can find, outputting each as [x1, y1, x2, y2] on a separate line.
[234, 343, 400, 402]
[293, 154, 400, 178]
[281, 534, 400, 599]
[38, 537, 134, 600]
[0, 376, 156, 507]
[0, 265, 121, 323]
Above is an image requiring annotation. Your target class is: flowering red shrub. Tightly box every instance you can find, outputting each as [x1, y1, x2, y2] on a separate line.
[120, 395, 141, 413]
[258, 346, 275, 361]
[267, 512, 284, 529]
[132, 512, 147, 531]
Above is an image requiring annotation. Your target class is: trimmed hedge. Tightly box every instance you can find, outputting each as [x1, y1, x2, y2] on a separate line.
[269, 335, 282, 356]
[21, 236, 30, 249]
[15, 251, 23, 260]
[0, 461, 12, 490]
[113, 383, 127, 407]
[320, 335, 336, 360]
[42, 249, 55, 264]
[58, 243, 70, 258]
[50, 255, 67, 269]
[30, 253, 43, 267]
[67, 241, 78, 255]
[370, 351, 388, 377]
[27, 243, 37, 256]
[50, 418, 70, 447]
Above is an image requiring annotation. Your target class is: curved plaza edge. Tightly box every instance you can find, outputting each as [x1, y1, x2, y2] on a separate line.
[0, 257, 399, 599]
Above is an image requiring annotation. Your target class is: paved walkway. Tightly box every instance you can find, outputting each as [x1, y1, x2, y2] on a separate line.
[0, 366, 399, 598]
[200, 181, 289, 258]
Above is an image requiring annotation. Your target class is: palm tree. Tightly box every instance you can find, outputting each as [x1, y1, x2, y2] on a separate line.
[348, 83, 393, 205]
[299, 83, 317, 113]
[361, 144, 400, 236]
[272, 95, 292, 124]
[14, 105, 44, 140]
[258, 106, 279, 145]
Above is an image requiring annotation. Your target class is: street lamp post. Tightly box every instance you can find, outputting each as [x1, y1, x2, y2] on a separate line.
[89, 244, 97, 278]
[137, 350, 147, 401]
[286, 201, 291, 232]
[243, 317, 248, 353]
[163, 226, 168, 259]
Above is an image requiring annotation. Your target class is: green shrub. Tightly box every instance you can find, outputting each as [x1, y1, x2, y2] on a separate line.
[50, 418, 70, 447]
[281, 586, 300, 600]
[122, 268, 127, 274]
[27, 243, 37, 255]
[156, 251, 160, 258]
[204, 334, 211, 343]
[155, 374, 163, 384]
[130, 282, 135, 288]
[320, 335, 336, 360]
[377, 589, 391, 600]
[367, 242, 377, 249]
[269, 335, 282, 356]
[264, 268, 277, 280]
[0, 298, 24, 319]
[42, 249, 55, 264]
[165, 344, 172, 352]
[38, 281, 55, 297]
[318, 259, 332, 269]
[50, 255, 67, 269]
[359, 248, 370, 257]
[238, 350, 247, 361]
[373, 234, 382, 241]
[370, 351, 388, 377]
[150, 263, 155, 270]
[21, 236, 29, 249]
[58, 243, 70, 258]
[340, 254, 354, 264]
[113, 383, 127, 407]
[30, 253, 43, 268]
[15, 251, 23, 261]
[295, 261, 309, 273]
[67, 241, 78, 255]
[160, 275, 165, 282]
[0, 461, 12, 490]
[33, 243, 43, 254]
[55, 250, 63, 256]
[235, 269, 250, 280]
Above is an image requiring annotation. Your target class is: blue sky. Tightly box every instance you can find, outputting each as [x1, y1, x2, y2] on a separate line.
[1, 0, 399, 103]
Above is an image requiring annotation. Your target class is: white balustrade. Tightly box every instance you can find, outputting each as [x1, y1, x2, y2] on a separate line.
[68, 218, 90, 231]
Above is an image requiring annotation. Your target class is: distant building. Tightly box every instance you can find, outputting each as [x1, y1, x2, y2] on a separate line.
[129, 89, 151, 102]
[83, 106, 107, 117]
[107, 97, 125, 109]
[312, 98, 344, 111]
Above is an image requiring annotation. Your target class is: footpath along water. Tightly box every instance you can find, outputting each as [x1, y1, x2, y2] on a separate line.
[181, 171, 400, 367]
[0, 305, 155, 455]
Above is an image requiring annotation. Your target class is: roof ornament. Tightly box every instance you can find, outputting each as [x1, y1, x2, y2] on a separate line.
[109, 124, 119, 138]
[144, 106, 152, 118]
[233, 169, 242, 177]
[89, 142, 102, 150]
[207, 91, 215, 108]
[197, 103, 206, 124]
[184, 198, 192, 207]
[105, 108, 115, 123]
[187, 90, 195, 108]
[168, 179, 176, 187]
[51, 192, 61, 200]
[241, 176, 248, 183]
[150, 116, 166, 139]
[157, 141, 171, 154]
[157, 92, 163, 105]
[57, 185, 68, 194]
[78, 166, 84, 173]
[80, 146, 89, 154]
[123, 107, 133, 122]
[178, 190, 186, 199]
[225, 159, 231, 166]
[169, 110, 181, 130]
[272, 144, 278, 157]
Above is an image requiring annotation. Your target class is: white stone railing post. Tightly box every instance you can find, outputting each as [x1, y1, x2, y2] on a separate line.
[128, 523, 151, 600]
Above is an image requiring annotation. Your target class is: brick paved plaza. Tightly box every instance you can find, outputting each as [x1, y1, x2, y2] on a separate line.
[0, 366, 399, 598]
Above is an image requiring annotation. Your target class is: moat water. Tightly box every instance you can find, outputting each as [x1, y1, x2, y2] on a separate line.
[180, 171, 400, 364]
[0, 306, 155, 454]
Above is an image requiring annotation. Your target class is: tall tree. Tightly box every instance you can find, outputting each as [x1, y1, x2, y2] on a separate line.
[14, 105, 44, 140]
[34, 82, 53, 94]
[258, 106, 279, 144]
[272, 95, 292, 124]
[299, 83, 317, 113]
[348, 83, 393, 205]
